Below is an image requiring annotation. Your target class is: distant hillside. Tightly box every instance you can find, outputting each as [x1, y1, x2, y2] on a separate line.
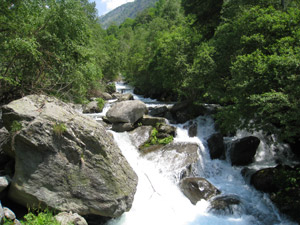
[99, 0, 159, 28]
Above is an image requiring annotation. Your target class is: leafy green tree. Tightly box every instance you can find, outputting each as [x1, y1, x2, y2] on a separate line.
[181, 0, 223, 39]
[0, 0, 105, 103]
[214, 6, 300, 143]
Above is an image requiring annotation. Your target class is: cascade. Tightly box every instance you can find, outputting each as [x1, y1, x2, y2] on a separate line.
[89, 82, 297, 225]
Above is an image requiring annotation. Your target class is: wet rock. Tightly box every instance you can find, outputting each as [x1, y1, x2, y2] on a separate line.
[140, 115, 166, 127]
[207, 133, 225, 160]
[179, 164, 194, 180]
[188, 122, 197, 137]
[98, 92, 112, 100]
[112, 93, 121, 99]
[143, 143, 200, 175]
[0, 176, 11, 193]
[230, 136, 260, 166]
[179, 177, 221, 205]
[117, 93, 134, 102]
[3, 207, 16, 220]
[112, 123, 134, 132]
[55, 212, 88, 225]
[148, 106, 168, 117]
[208, 195, 243, 215]
[250, 167, 279, 193]
[139, 144, 164, 155]
[157, 123, 176, 137]
[170, 101, 190, 114]
[251, 165, 300, 224]
[83, 101, 103, 114]
[106, 100, 147, 124]
[2, 95, 138, 217]
[129, 126, 153, 148]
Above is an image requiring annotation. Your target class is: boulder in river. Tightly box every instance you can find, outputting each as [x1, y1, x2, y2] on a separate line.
[188, 122, 197, 137]
[1, 95, 138, 217]
[208, 195, 243, 216]
[129, 126, 153, 149]
[106, 100, 148, 124]
[140, 115, 166, 127]
[83, 100, 103, 114]
[207, 133, 225, 160]
[148, 106, 169, 117]
[142, 143, 200, 176]
[179, 177, 221, 205]
[250, 167, 279, 193]
[229, 136, 260, 166]
[98, 92, 113, 101]
[117, 93, 134, 102]
[250, 165, 300, 224]
[112, 122, 134, 132]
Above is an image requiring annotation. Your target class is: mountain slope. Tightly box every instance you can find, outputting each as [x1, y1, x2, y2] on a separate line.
[99, 0, 159, 28]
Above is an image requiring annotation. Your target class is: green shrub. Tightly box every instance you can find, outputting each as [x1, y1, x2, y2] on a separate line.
[141, 127, 173, 148]
[96, 98, 105, 111]
[21, 209, 61, 225]
[105, 83, 116, 94]
[3, 209, 61, 225]
[158, 135, 173, 145]
[10, 120, 22, 133]
[53, 123, 67, 136]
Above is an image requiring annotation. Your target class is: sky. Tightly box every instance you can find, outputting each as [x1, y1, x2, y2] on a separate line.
[90, 0, 135, 16]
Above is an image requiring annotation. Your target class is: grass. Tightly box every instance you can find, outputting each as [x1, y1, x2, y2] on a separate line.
[96, 97, 105, 111]
[3, 209, 61, 225]
[10, 120, 22, 133]
[53, 122, 67, 136]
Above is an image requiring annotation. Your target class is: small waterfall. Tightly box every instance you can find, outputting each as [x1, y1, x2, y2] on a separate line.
[89, 82, 296, 225]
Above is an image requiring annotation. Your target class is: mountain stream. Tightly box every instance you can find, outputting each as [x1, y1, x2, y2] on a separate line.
[88, 82, 297, 225]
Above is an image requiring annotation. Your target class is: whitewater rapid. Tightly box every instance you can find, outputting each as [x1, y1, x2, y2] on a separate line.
[99, 82, 296, 225]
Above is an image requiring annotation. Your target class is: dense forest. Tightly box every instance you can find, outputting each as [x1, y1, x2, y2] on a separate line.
[1, 0, 299, 149]
[0, 0, 119, 104]
[108, 0, 300, 152]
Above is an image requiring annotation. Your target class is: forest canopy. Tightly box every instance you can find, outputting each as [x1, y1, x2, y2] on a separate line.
[109, 0, 300, 146]
[0, 0, 118, 103]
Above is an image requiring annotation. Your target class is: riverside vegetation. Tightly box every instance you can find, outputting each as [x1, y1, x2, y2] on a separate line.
[0, 0, 300, 224]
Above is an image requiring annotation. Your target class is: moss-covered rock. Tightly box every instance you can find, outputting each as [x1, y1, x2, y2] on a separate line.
[251, 165, 300, 223]
[2, 95, 138, 218]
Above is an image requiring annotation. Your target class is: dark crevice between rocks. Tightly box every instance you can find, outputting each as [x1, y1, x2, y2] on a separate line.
[83, 214, 111, 225]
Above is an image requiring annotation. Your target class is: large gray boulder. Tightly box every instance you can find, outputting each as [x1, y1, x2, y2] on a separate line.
[179, 177, 221, 205]
[106, 100, 147, 124]
[230, 136, 260, 166]
[1, 95, 138, 217]
[207, 133, 225, 160]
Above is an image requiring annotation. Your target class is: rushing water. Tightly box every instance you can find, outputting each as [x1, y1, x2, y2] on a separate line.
[90, 82, 297, 225]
